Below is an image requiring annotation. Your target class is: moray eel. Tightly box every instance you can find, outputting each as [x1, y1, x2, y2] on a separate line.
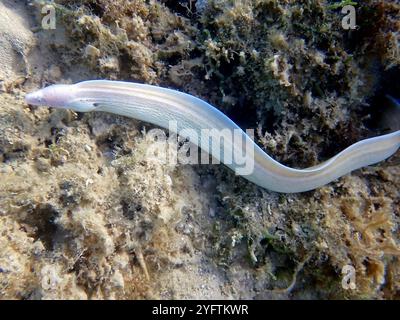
[25, 80, 400, 193]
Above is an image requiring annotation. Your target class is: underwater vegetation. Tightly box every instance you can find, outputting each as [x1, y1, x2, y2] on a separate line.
[0, 0, 399, 299]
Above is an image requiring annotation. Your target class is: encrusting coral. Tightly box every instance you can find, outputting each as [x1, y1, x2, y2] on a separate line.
[0, 0, 399, 299]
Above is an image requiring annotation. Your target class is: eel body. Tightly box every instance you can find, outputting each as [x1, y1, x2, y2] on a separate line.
[25, 80, 400, 193]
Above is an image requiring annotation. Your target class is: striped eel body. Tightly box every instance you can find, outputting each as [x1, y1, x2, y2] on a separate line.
[25, 80, 400, 193]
